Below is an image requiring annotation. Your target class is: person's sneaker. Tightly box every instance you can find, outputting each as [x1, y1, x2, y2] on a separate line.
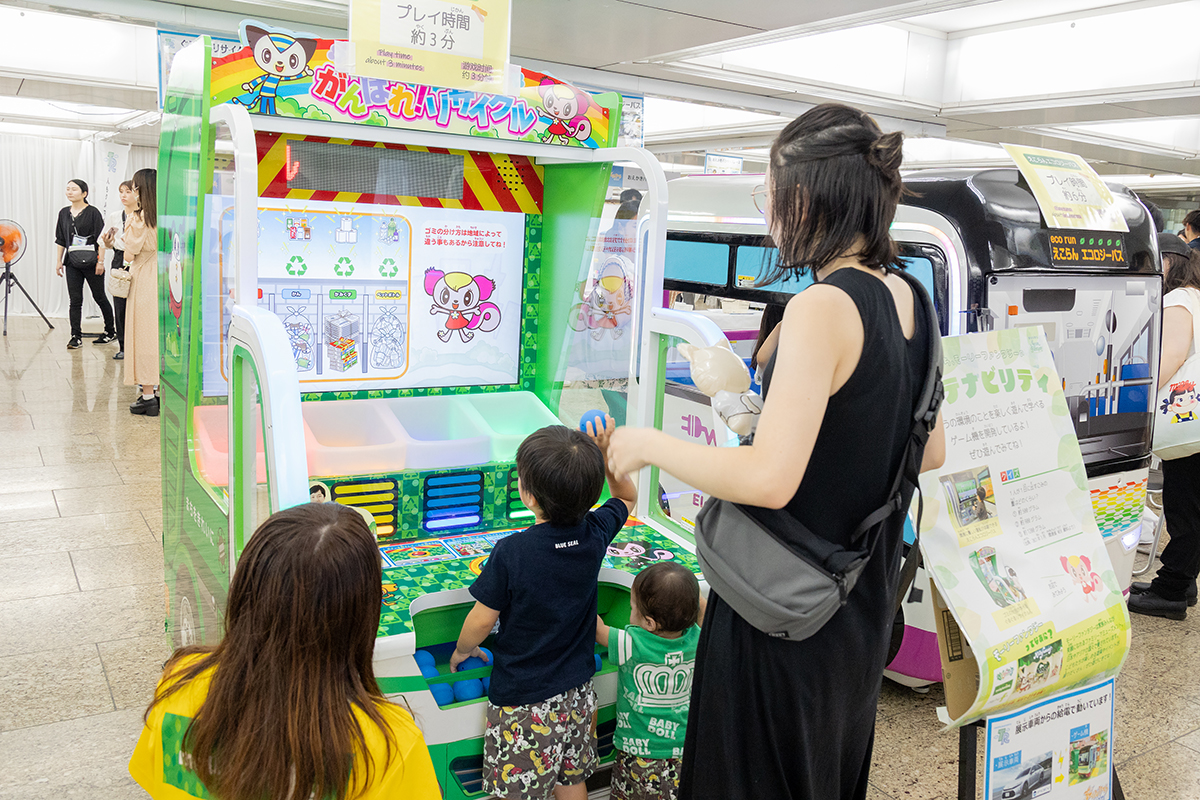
[93, 332, 117, 345]
[113, 351, 124, 360]
[1131, 580, 1197, 606]
[66, 336, 82, 350]
[130, 396, 160, 417]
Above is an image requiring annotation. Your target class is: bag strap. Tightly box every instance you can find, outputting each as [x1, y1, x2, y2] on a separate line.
[738, 269, 943, 607]
[841, 269, 943, 611]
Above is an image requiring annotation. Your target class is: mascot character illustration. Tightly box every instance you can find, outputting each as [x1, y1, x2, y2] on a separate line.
[578, 257, 633, 340]
[168, 232, 184, 320]
[1162, 379, 1198, 424]
[424, 268, 502, 343]
[537, 79, 592, 145]
[234, 26, 317, 115]
[1061, 554, 1104, 601]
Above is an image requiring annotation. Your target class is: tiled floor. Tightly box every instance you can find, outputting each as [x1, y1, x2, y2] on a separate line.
[1, 315, 1199, 799]
[0, 317, 169, 800]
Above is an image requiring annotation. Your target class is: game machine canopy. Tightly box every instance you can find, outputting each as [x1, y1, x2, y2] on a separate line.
[158, 22, 715, 797]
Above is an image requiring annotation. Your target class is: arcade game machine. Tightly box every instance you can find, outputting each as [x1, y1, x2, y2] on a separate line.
[157, 25, 719, 797]
[648, 170, 1158, 690]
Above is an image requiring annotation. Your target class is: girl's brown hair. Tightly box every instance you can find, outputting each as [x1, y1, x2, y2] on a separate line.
[133, 168, 157, 230]
[762, 103, 906, 284]
[1164, 248, 1200, 295]
[146, 503, 396, 800]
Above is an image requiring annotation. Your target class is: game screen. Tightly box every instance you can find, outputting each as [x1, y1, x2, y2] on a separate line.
[203, 199, 525, 394]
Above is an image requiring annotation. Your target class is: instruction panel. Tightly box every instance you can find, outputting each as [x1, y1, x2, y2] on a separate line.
[204, 199, 525, 395]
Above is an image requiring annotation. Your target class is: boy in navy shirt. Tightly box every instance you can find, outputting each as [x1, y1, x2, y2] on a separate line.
[451, 419, 636, 800]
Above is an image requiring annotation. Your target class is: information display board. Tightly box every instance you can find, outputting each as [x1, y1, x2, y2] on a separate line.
[985, 679, 1115, 800]
[203, 199, 525, 394]
[920, 329, 1130, 726]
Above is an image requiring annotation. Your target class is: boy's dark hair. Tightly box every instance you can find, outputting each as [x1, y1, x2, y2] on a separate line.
[633, 562, 700, 632]
[516, 425, 605, 525]
[1184, 209, 1200, 236]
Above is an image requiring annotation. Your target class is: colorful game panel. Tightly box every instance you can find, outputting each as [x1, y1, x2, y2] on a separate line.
[377, 520, 701, 639]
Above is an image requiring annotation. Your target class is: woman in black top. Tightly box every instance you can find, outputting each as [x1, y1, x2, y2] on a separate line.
[608, 104, 946, 800]
[54, 179, 116, 349]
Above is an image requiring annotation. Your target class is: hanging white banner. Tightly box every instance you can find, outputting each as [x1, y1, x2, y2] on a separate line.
[92, 140, 130, 221]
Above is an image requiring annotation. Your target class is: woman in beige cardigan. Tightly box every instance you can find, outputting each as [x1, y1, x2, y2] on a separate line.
[124, 168, 159, 417]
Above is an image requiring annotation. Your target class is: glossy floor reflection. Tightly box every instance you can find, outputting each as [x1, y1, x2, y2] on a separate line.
[1, 316, 1198, 799]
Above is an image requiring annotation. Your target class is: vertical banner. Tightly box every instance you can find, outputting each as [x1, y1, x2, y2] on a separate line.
[920, 329, 1130, 726]
[347, 0, 511, 91]
[91, 140, 130, 221]
[985, 679, 1115, 800]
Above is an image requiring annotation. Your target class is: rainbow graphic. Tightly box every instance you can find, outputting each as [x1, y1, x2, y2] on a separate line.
[1090, 476, 1148, 539]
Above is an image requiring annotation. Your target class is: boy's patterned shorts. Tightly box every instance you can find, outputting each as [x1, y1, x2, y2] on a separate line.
[483, 681, 597, 800]
[611, 751, 683, 800]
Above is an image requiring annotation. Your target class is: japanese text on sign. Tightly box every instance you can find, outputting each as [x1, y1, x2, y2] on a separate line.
[423, 223, 505, 249]
[309, 65, 538, 134]
[380, 0, 486, 59]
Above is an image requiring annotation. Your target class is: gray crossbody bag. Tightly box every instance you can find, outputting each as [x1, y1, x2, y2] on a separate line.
[694, 269, 943, 641]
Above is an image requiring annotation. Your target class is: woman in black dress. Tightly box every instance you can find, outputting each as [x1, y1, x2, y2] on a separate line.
[607, 104, 946, 800]
[54, 179, 116, 350]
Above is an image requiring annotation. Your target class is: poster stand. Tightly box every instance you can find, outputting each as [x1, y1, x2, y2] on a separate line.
[954, 723, 1125, 800]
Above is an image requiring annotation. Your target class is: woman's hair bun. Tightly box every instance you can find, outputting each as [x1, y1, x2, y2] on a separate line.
[867, 130, 904, 179]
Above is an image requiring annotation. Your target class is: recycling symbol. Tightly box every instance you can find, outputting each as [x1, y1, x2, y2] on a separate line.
[286, 255, 307, 276]
[335, 256, 355, 277]
[379, 258, 399, 278]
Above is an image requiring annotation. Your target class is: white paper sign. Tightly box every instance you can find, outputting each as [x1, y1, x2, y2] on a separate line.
[378, 0, 486, 59]
[986, 679, 1115, 800]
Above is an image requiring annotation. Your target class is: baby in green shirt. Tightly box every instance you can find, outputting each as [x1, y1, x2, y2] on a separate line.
[596, 562, 707, 800]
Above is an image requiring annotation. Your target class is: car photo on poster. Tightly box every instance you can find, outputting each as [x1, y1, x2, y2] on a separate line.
[993, 752, 1052, 800]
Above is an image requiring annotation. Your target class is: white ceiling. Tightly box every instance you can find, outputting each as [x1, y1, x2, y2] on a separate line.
[0, 0, 1197, 196]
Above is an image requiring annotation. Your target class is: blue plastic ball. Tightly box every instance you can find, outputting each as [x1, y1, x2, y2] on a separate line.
[482, 676, 490, 692]
[458, 656, 486, 672]
[453, 678, 485, 702]
[430, 683, 454, 707]
[594, 654, 603, 672]
[579, 410, 608, 435]
[414, 649, 438, 678]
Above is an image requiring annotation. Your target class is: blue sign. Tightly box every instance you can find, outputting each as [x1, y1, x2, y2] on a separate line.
[993, 751, 1022, 772]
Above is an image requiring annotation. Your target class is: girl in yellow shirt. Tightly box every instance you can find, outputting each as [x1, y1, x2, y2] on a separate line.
[130, 503, 442, 800]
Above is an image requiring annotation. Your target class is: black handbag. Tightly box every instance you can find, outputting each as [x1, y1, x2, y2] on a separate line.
[694, 269, 944, 641]
[65, 211, 99, 271]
